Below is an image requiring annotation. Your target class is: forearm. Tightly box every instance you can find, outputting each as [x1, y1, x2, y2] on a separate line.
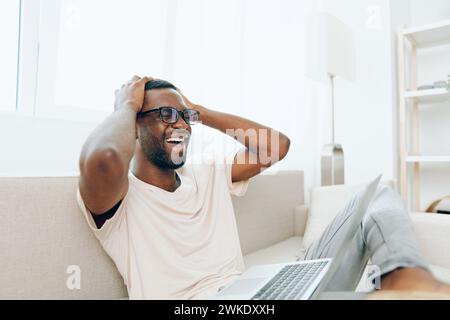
[80, 105, 137, 172]
[197, 105, 290, 160]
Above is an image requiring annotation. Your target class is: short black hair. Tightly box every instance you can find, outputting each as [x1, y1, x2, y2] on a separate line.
[144, 79, 177, 92]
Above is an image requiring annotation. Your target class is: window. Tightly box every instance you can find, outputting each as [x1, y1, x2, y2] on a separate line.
[0, 0, 20, 112]
[0, 0, 317, 176]
[35, 0, 170, 121]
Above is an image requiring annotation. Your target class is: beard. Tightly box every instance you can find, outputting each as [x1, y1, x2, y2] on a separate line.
[139, 132, 187, 170]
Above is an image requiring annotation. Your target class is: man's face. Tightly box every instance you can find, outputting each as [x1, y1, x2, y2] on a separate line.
[137, 88, 192, 169]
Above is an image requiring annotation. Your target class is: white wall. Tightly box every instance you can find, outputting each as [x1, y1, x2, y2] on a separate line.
[0, 115, 95, 176]
[388, 0, 411, 195]
[0, 0, 400, 203]
[317, 0, 396, 186]
[0, 0, 320, 188]
[410, 0, 450, 26]
[168, 0, 319, 192]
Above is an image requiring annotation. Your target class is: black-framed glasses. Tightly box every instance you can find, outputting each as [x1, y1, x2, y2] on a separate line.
[137, 107, 200, 125]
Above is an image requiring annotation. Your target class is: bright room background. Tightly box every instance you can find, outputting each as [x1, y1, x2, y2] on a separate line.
[0, 0, 448, 206]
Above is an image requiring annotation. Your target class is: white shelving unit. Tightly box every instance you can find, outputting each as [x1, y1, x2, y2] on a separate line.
[403, 19, 450, 47]
[406, 156, 450, 163]
[398, 19, 450, 211]
[404, 88, 449, 104]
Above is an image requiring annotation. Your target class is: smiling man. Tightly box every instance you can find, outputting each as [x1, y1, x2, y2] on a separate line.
[77, 75, 290, 299]
[77, 76, 450, 300]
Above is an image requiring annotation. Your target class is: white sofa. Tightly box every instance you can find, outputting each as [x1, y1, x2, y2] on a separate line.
[1, 171, 449, 299]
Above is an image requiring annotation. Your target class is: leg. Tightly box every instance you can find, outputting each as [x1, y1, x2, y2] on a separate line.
[301, 185, 433, 291]
[362, 186, 450, 294]
[362, 185, 430, 281]
[300, 191, 371, 291]
[381, 268, 450, 294]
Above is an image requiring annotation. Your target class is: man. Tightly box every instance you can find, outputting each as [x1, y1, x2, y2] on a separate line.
[78, 75, 449, 299]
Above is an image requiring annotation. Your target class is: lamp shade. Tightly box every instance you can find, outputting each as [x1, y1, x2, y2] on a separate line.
[305, 12, 356, 82]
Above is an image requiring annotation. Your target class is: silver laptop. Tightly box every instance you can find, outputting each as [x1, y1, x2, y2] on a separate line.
[215, 175, 382, 300]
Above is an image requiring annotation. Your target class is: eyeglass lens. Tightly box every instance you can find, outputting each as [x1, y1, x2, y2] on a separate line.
[160, 107, 199, 125]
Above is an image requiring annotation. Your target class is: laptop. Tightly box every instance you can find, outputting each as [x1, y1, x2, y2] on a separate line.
[215, 175, 382, 300]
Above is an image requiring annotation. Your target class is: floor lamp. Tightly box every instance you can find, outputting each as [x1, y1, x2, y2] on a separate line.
[305, 13, 355, 186]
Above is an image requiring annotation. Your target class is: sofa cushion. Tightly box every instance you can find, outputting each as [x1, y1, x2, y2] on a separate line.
[0, 171, 305, 299]
[0, 177, 128, 299]
[302, 184, 362, 250]
[410, 212, 450, 270]
[302, 180, 395, 250]
[232, 171, 304, 255]
[243, 236, 303, 268]
[430, 265, 450, 285]
[243, 237, 450, 294]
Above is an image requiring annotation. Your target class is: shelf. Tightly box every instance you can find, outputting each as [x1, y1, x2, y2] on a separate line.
[398, 19, 450, 212]
[404, 19, 450, 47]
[404, 88, 449, 104]
[406, 156, 450, 163]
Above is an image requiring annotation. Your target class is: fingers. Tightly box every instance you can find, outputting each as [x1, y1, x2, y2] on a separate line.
[138, 76, 153, 85]
[129, 75, 153, 83]
[114, 75, 155, 112]
[117, 75, 154, 92]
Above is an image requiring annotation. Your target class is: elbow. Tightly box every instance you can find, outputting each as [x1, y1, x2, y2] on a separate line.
[278, 134, 291, 161]
[79, 147, 126, 180]
[266, 133, 290, 165]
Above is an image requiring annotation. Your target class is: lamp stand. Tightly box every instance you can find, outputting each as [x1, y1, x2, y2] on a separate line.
[321, 75, 345, 186]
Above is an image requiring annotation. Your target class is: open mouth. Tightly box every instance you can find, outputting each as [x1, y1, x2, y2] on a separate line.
[165, 130, 190, 145]
[165, 137, 186, 144]
[166, 138, 185, 144]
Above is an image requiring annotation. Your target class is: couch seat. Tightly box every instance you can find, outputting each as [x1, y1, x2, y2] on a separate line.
[243, 236, 450, 292]
[243, 236, 303, 268]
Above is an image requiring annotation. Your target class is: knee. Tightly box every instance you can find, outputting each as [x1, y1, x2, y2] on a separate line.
[374, 184, 400, 202]
[368, 184, 407, 216]
[375, 184, 394, 196]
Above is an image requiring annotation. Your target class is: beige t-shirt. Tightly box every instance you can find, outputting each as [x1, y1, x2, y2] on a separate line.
[77, 152, 249, 299]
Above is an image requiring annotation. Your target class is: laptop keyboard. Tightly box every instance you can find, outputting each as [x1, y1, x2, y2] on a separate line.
[252, 261, 329, 300]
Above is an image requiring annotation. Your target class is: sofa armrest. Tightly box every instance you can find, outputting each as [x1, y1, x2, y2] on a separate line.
[410, 212, 450, 270]
[294, 205, 308, 237]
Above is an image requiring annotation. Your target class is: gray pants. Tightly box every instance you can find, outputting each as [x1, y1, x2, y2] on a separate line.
[300, 185, 429, 291]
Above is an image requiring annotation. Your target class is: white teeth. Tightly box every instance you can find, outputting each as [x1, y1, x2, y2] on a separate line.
[166, 130, 189, 143]
[166, 137, 185, 143]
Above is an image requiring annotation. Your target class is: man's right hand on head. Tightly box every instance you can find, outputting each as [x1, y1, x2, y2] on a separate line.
[114, 75, 153, 113]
